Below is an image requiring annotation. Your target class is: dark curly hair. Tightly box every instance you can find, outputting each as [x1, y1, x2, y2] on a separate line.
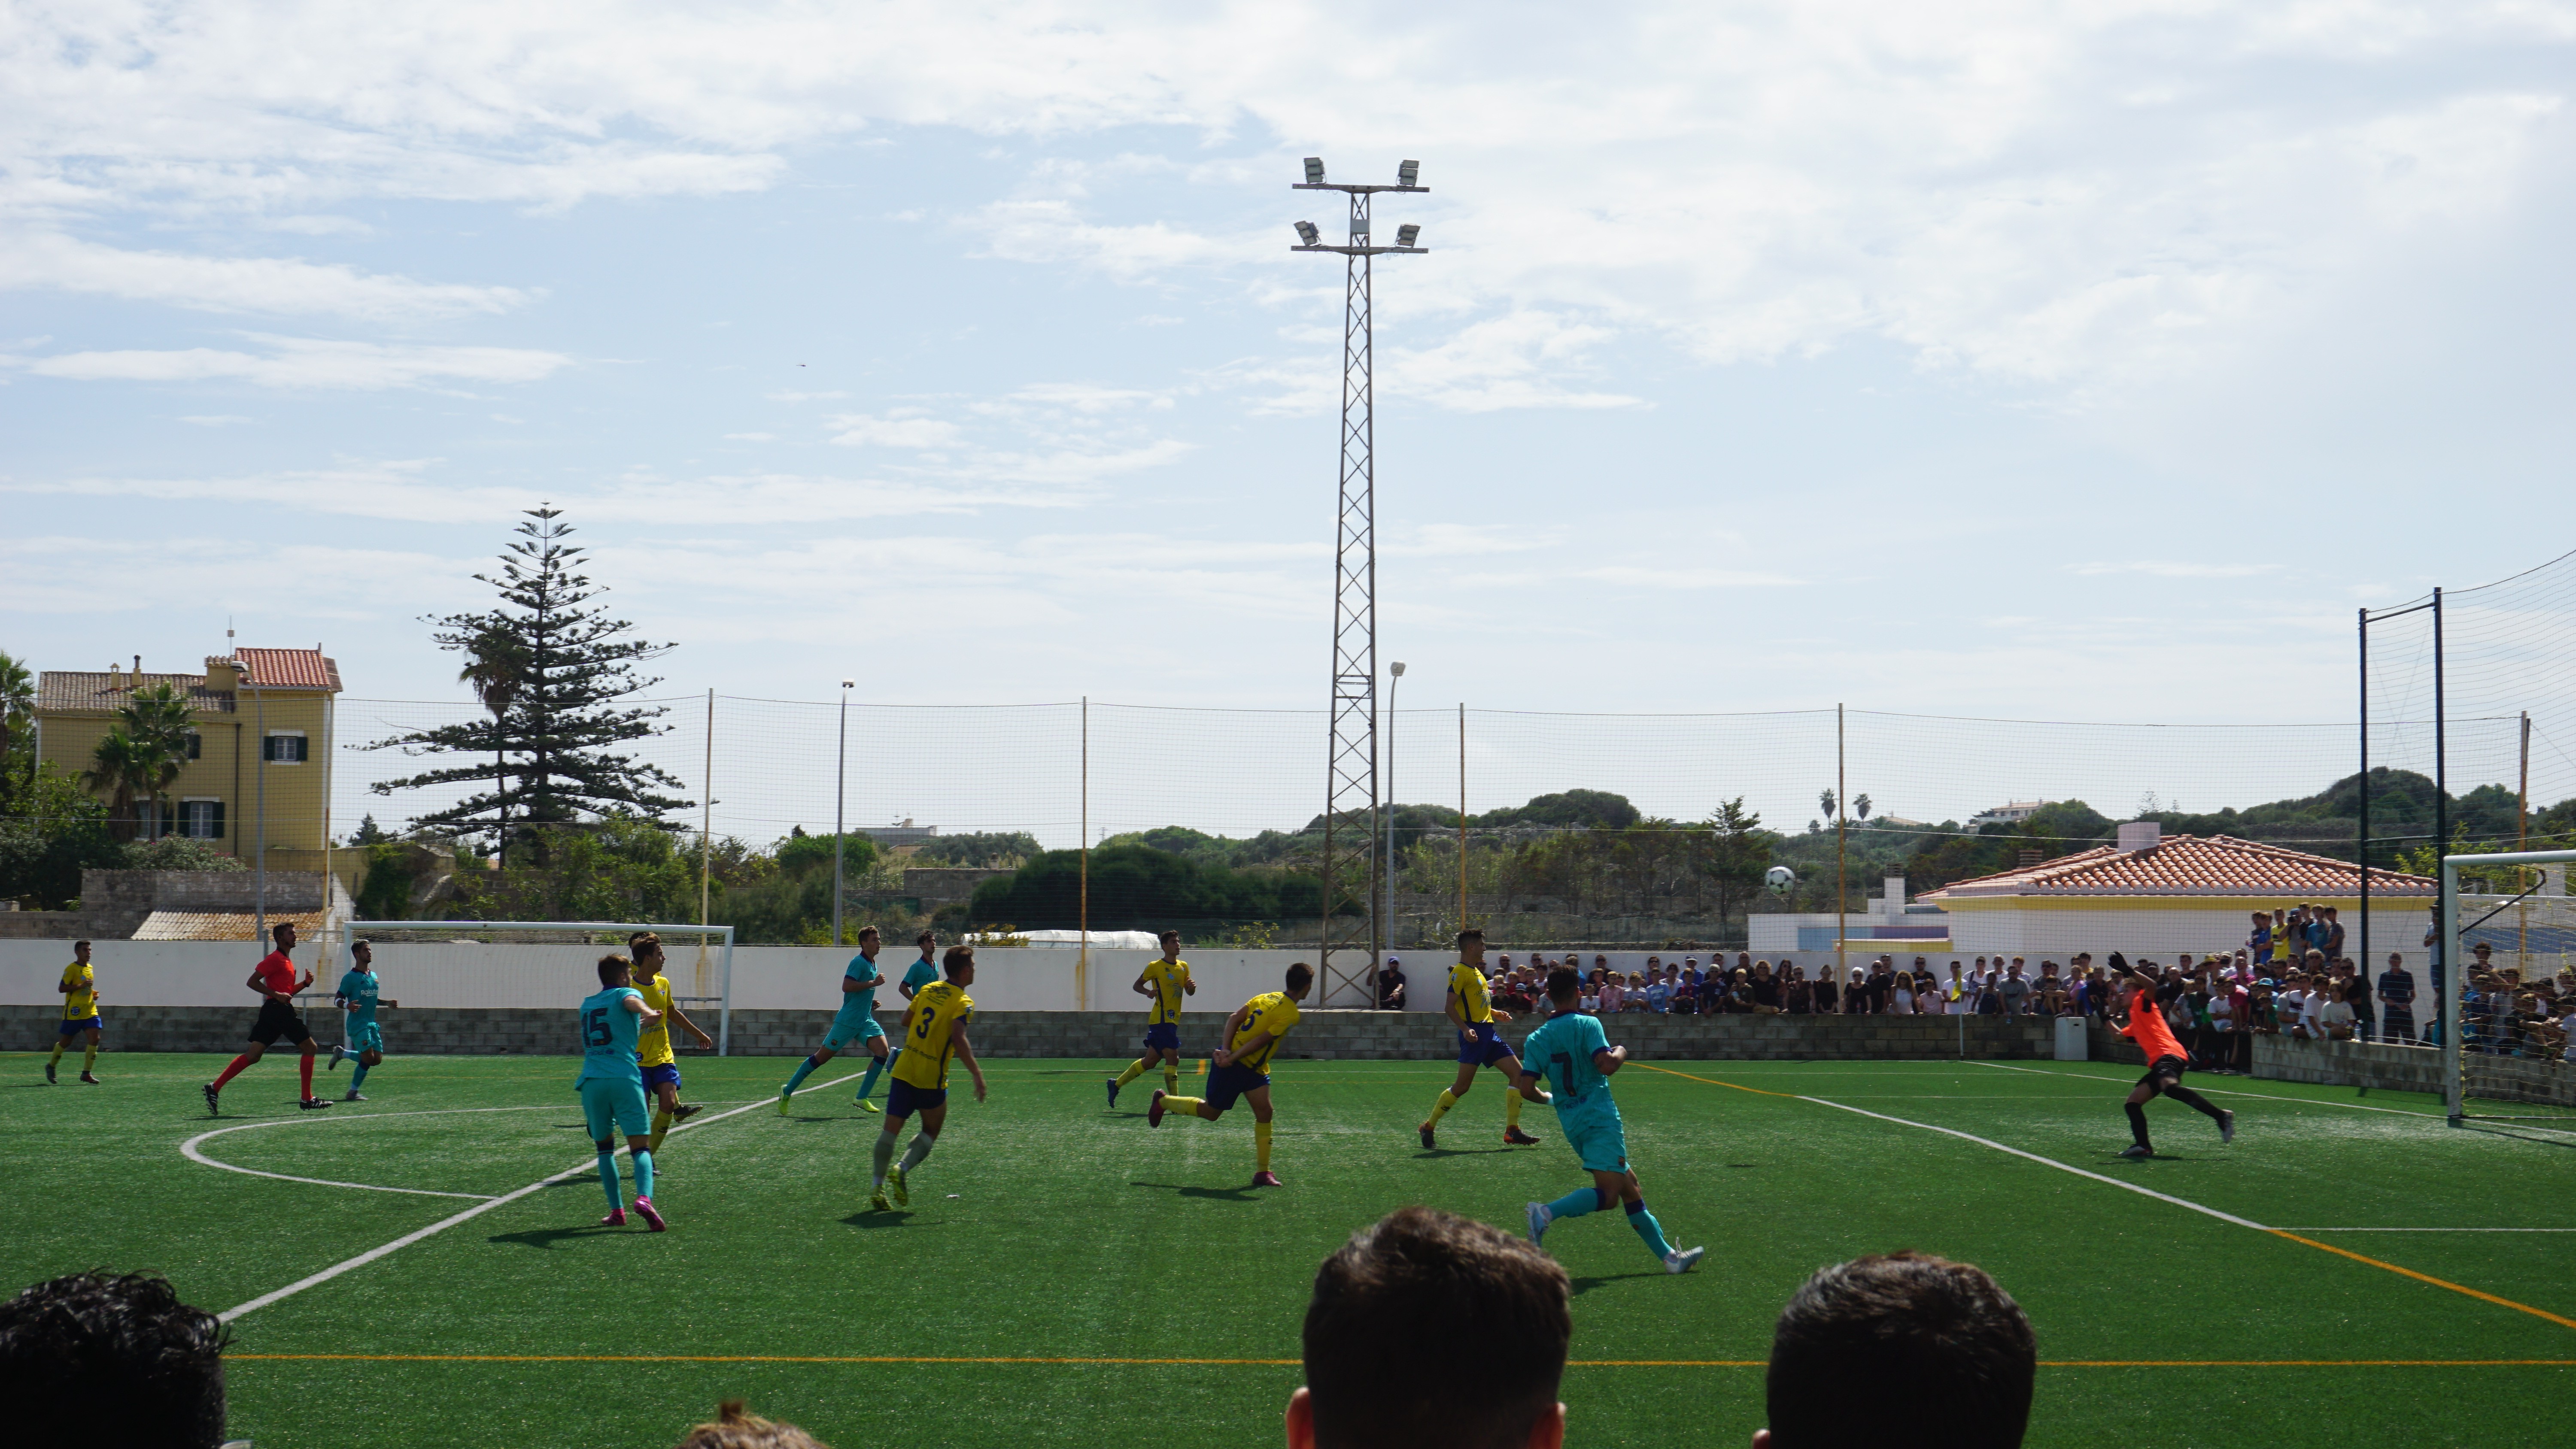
[0, 1270, 230, 1447]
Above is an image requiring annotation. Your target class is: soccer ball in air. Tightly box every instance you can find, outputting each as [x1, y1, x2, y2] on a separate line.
[1764, 866, 1797, 896]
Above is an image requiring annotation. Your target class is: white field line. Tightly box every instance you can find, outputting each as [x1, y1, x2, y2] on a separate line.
[182, 1106, 569, 1201]
[1964, 1060, 2447, 1119]
[216, 1071, 862, 1324]
[1792, 1095, 2271, 1230]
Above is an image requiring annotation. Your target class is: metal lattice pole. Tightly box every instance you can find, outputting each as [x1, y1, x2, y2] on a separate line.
[1294, 157, 1427, 1006]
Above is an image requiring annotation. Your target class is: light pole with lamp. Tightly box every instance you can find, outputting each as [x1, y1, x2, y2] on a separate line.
[832, 679, 854, 947]
[1385, 661, 1405, 955]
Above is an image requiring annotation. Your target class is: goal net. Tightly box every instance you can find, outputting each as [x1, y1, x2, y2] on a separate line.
[2441, 858, 2576, 1124]
[337, 921, 737, 1055]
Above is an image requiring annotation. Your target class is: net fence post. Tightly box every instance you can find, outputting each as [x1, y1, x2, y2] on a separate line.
[719, 926, 733, 1058]
[2442, 856, 2461, 1125]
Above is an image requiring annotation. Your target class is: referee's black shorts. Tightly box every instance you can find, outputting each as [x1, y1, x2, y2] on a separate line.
[2137, 1054, 2187, 1095]
[249, 999, 313, 1047]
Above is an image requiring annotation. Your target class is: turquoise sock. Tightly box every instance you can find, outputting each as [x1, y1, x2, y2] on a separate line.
[632, 1149, 655, 1201]
[595, 1151, 621, 1212]
[856, 1053, 889, 1100]
[1546, 1186, 1601, 1221]
[349, 1063, 370, 1089]
[1626, 1200, 1674, 1259]
[784, 1055, 821, 1094]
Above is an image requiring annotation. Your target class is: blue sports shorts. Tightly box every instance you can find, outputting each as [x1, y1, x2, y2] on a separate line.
[1143, 1022, 1181, 1051]
[1556, 1100, 1630, 1174]
[887, 1078, 948, 1119]
[1456, 1022, 1515, 1067]
[640, 1062, 682, 1091]
[579, 1076, 651, 1140]
[825, 1009, 886, 1051]
[346, 1021, 384, 1055]
[59, 1016, 101, 1035]
[1206, 1062, 1270, 1112]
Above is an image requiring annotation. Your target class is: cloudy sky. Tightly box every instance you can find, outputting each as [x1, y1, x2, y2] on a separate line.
[7, 1, 2573, 773]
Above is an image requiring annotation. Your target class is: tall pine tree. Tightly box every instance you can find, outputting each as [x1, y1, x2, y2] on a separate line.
[368, 506, 690, 862]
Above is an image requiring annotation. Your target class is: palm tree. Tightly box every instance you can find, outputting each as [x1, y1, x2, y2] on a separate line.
[116, 683, 194, 842]
[0, 649, 32, 809]
[83, 731, 149, 842]
[457, 625, 528, 865]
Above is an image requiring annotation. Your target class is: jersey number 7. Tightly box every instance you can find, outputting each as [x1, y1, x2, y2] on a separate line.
[1550, 1052, 1575, 1096]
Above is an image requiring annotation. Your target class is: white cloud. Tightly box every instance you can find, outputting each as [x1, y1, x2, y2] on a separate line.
[0, 233, 533, 320]
[828, 414, 965, 449]
[13, 335, 571, 390]
[2068, 561, 2281, 579]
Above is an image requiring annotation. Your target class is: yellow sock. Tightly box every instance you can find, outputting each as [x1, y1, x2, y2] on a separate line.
[1195, 1057, 1208, 1076]
[48, 1041, 65, 1067]
[83, 1044, 97, 1073]
[1255, 1119, 1273, 1172]
[1506, 1091, 1523, 1127]
[649, 1108, 673, 1153]
[1428, 1088, 1458, 1125]
[1115, 1059, 1148, 1088]
[1162, 1096, 1205, 1119]
[1163, 1065, 1179, 1092]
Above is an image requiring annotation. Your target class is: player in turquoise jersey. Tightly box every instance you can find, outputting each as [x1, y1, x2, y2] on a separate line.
[327, 939, 386, 1101]
[577, 954, 667, 1231]
[778, 925, 896, 1114]
[1518, 965, 1704, 1275]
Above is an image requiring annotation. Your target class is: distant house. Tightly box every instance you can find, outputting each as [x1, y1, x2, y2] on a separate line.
[36, 647, 344, 868]
[1920, 823, 2436, 966]
[1965, 799, 2054, 829]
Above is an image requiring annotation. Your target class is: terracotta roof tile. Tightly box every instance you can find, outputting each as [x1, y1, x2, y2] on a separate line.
[236, 648, 341, 691]
[131, 908, 330, 941]
[36, 671, 236, 714]
[1923, 834, 2434, 900]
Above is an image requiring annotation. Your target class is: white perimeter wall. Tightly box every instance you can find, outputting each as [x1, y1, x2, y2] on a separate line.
[1945, 906, 2434, 971]
[0, 940, 1458, 1014]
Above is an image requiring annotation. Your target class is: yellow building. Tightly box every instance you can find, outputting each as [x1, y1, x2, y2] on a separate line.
[36, 647, 344, 870]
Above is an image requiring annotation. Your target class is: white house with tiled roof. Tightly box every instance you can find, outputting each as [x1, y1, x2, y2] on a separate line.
[1921, 823, 2436, 967]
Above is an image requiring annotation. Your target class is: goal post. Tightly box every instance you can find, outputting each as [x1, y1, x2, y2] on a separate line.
[337, 921, 738, 1056]
[2439, 850, 2576, 1125]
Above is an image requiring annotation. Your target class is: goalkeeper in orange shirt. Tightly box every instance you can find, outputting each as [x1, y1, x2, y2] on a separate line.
[2108, 952, 2234, 1159]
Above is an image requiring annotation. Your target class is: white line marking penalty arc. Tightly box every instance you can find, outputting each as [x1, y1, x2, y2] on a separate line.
[216, 1072, 863, 1324]
[181, 1106, 572, 1201]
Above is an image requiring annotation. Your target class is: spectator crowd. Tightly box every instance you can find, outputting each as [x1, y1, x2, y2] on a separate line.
[1430, 900, 2576, 1071]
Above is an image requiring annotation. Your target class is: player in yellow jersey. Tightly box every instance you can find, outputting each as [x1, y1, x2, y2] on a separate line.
[869, 944, 988, 1212]
[1148, 962, 1313, 1188]
[1108, 929, 1196, 1108]
[1419, 928, 1541, 1149]
[50, 940, 103, 1085]
[628, 934, 714, 1152]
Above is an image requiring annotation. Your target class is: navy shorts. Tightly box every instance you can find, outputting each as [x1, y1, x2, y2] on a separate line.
[1206, 1062, 1270, 1113]
[641, 1062, 681, 1091]
[886, 1078, 948, 1118]
[59, 1016, 101, 1036]
[1456, 1023, 1514, 1068]
[249, 1000, 312, 1047]
[1143, 1022, 1180, 1051]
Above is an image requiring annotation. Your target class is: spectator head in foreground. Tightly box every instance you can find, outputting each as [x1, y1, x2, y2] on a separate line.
[0, 1270, 231, 1449]
[672, 1399, 831, 1449]
[1291, 1206, 1571, 1449]
[1756, 1252, 2035, 1449]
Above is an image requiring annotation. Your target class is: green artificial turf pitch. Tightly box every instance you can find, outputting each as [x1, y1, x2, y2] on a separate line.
[7, 1049, 2575, 1448]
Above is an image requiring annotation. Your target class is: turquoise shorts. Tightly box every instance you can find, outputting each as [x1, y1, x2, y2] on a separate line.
[579, 1076, 651, 1140]
[346, 1021, 384, 1055]
[826, 1006, 886, 1051]
[1555, 1099, 1629, 1174]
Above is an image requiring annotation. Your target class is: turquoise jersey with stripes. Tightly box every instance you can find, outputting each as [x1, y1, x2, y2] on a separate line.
[335, 967, 381, 1025]
[576, 986, 645, 1086]
[841, 952, 885, 1015]
[1522, 1010, 1615, 1108]
[901, 956, 941, 996]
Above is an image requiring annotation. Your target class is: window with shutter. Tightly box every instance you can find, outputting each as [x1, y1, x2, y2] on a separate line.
[186, 731, 202, 760]
[264, 733, 307, 763]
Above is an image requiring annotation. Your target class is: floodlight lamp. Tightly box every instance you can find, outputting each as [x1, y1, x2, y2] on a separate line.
[841, 679, 855, 688]
[1395, 224, 1420, 247]
[1303, 157, 1326, 184]
[1391, 661, 1407, 677]
[1397, 160, 1419, 187]
[1294, 220, 1321, 246]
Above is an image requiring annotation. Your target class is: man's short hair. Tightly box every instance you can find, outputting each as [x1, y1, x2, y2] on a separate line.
[917, 929, 938, 946]
[351, 938, 372, 952]
[1546, 966, 1580, 1003]
[597, 954, 632, 987]
[942, 944, 975, 977]
[0, 1271, 229, 1448]
[1160, 929, 1182, 942]
[671, 1398, 829, 1449]
[73, 938, 91, 949]
[1457, 928, 1485, 946]
[1286, 961, 1315, 994]
[856, 924, 881, 941]
[628, 931, 662, 955]
[1303, 1207, 1569, 1449]
[1765, 1252, 2035, 1449]
[270, 921, 292, 941]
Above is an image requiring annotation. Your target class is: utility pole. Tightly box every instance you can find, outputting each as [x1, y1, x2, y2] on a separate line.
[833, 679, 853, 947]
[1385, 661, 1405, 955]
[1293, 155, 1428, 1005]
[1835, 703, 1847, 989]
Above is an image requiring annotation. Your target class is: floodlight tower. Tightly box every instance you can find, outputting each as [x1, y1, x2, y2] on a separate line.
[1293, 156, 1427, 1006]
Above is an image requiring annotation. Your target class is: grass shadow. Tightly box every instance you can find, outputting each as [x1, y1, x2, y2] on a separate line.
[1568, 1272, 1665, 1296]
[1414, 1147, 1510, 1159]
[2458, 1124, 2576, 1151]
[488, 1225, 623, 1250]
[1130, 1180, 1261, 1203]
[843, 1210, 923, 1229]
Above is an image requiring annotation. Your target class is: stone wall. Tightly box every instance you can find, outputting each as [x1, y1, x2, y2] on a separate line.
[9, 1005, 2056, 1061]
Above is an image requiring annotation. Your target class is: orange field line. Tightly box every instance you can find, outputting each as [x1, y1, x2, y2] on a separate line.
[1629, 1062, 1799, 1098]
[223, 1354, 2576, 1369]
